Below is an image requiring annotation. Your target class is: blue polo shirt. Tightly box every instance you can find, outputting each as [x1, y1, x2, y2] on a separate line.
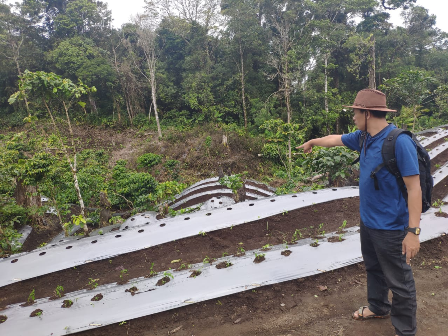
[341, 124, 419, 231]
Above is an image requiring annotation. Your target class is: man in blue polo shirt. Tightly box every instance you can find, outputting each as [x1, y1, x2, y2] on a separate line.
[298, 89, 422, 336]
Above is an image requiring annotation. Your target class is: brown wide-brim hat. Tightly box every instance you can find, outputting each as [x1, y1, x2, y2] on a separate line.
[343, 88, 397, 112]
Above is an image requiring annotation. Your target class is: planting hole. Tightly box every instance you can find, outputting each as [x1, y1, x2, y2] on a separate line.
[39, 252, 46, 256]
[160, 223, 166, 227]
[30, 309, 43, 317]
[292, 195, 297, 198]
[66, 246, 73, 249]
[11, 259, 18, 263]
[270, 199, 276, 202]
[206, 213, 211, 216]
[61, 300, 73, 308]
[217, 197, 221, 199]
[138, 229, 144, 233]
[91, 240, 97, 244]
[219, 202, 223, 204]
[211, 200, 215, 202]
[184, 217, 190, 220]
[59, 240, 64, 242]
[91, 294, 103, 302]
[115, 235, 122, 238]
[249, 203, 254, 206]
[227, 208, 232, 210]
[312, 191, 318, 194]
[131, 218, 135, 221]
[332, 188, 337, 191]
[0, 315, 7, 324]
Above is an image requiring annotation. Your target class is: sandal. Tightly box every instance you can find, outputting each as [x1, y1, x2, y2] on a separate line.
[352, 306, 390, 321]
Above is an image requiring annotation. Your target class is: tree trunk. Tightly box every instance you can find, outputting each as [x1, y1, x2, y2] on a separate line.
[368, 36, 376, 90]
[89, 95, 98, 114]
[239, 40, 248, 129]
[324, 54, 329, 135]
[14, 179, 43, 226]
[149, 59, 162, 138]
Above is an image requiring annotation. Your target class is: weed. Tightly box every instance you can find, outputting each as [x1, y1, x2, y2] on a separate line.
[199, 230, 207, 237]
[262, 244, 272, 251]
[434, 266, 442, 269]
[203, 256, 211, 264]
[119, 321, 127, 326]
[38, 242, 47, 248]
[222, 252, 229, 257]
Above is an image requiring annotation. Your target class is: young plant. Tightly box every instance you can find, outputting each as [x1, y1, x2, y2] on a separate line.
[338, 234, 344, 241]
[291, 229, 303, 243]
[339, 220, 347, 232]
[262, 244, 272, 251]
[54, 285, 64, 298]
[203, 256, 211, 264]
[87, 278, 99, 289]
[199, 230, 207, 237]
[27, 289, 35, 304]
[120, 269, 128, 279]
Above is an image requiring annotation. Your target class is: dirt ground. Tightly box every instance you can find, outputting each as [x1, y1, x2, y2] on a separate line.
[72, 234, 448, 336]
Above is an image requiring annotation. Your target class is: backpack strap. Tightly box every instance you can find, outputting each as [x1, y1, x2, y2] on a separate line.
[370, 128, 412, 201]
[351, 131, 367, 165]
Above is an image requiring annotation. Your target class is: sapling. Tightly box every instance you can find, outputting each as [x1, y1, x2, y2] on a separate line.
[339, 220, 347, 232]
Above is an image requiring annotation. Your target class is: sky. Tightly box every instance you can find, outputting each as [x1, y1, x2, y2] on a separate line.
[104, 0, 448, 31]
[5, 0, 448, 32]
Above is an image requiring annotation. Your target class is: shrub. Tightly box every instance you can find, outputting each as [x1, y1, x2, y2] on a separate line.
[137, 153, 163, 170]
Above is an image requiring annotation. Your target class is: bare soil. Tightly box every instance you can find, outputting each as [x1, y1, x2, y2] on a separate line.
[431, 148, 448, 173]
[71, 234, 448, 336]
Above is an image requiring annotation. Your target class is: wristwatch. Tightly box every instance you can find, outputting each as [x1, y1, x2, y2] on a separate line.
[407, 227, 421, 235]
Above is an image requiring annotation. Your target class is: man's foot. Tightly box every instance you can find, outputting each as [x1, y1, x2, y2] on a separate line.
[352, 306, 389, 320]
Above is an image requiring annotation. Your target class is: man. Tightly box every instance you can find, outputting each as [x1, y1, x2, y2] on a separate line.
[298, 89, 422, 336]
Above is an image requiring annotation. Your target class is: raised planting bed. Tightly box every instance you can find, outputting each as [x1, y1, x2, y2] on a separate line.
[0, 187, 360, 288]
[0, 205, 446, 336]
[0, 196, 360, 308]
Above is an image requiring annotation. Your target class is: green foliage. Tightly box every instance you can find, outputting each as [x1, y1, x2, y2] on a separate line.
[219, 173, 245, 197]
[110, 160, 158, 208]
[304, 146, 358, 186]
[163, 159, 181, 180]
[137, 153, 163, 170]
[0, 200, 26, 256]
[148, 181, 186, 205]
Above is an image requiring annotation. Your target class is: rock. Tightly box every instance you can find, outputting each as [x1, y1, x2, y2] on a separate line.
[318, 285, 328, 292]
[168, 326, 182, 334]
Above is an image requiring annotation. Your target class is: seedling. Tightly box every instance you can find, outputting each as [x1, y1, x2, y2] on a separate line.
[119, 321, 127, 326]
[148, 262, 157, 277]
[27, 289, 36, 304]
[222, 252, 229, 257]
[310, 239, 319, 247]
[237, 246, 245, 254]
[87, 278, 99, 289]
[283, 240, 289, 249]
[338, 234, 344, 241]
[291, 229, 303, 243]
[261, 244, 272, 251]
[199, 230, 207, 237]
[339, 220, 347, 232]
[254, 253, 266, 263]
[203, 256, 211, 264]
[163, 271, 174, 279]
[54, 285, 64, 298]
[61, 299, 73, 308]
[120, 269, 128, 279]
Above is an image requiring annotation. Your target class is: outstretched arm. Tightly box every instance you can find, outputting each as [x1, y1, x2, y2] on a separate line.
[297, 135, 344, 154]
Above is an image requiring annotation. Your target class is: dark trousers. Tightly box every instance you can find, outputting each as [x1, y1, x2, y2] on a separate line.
[360, 221, 417, 336]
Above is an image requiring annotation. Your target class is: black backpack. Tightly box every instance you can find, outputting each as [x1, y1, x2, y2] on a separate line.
[353, 128, 433, 213]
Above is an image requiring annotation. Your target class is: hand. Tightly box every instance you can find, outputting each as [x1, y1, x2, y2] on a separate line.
[402, 232, 420, 265]
[297, 140, 314, 154]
